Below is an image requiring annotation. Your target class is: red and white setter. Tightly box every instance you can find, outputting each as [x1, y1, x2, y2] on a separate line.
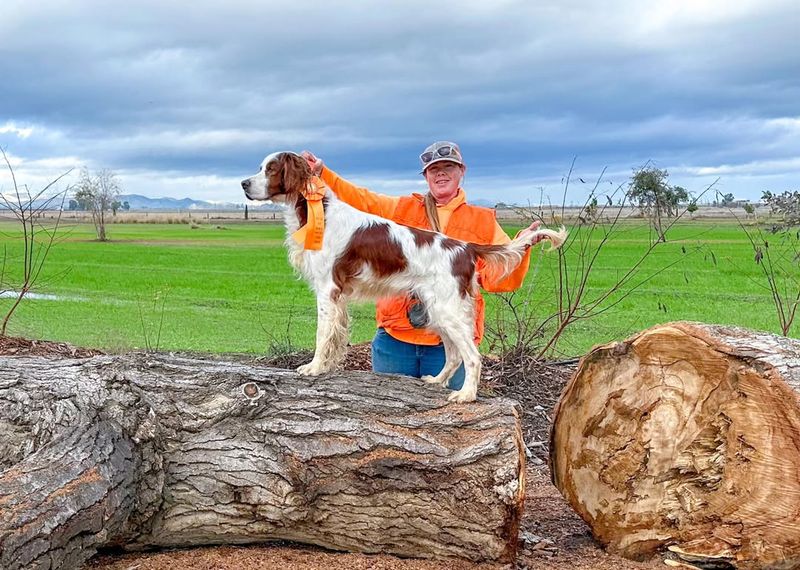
[241, 151, 567, 403]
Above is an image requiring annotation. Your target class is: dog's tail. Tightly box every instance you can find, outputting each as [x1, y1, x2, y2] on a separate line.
[472, 226, 568, 277]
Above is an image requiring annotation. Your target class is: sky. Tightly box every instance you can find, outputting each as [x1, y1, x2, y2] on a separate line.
[1, 0, 799, 206]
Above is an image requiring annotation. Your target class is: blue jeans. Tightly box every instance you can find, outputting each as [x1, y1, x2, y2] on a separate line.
[371, 328, 466, 390]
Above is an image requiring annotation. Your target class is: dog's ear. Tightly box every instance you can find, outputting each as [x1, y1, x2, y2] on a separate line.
[280, 153, 311, 197]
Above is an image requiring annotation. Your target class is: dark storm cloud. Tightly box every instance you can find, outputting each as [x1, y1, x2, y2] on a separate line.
[1, 0, 799, 202]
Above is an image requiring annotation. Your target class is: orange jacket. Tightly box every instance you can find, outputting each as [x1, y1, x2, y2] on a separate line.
[320, 166, 532, 346]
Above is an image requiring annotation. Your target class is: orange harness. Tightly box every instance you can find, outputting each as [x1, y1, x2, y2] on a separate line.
[291, 176, 326, 250]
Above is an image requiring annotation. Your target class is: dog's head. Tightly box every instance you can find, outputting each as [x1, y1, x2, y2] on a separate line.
[241, 151, 311, 202]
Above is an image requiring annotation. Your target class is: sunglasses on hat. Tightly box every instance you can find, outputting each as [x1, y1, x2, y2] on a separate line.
[420, 145, 462, 165]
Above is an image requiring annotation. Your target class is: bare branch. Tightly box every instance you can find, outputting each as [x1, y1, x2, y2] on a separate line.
[0, 150, 70, 336]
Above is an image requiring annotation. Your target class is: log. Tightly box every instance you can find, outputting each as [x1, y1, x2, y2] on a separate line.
[550, 321, 800, 569]
[0, 353, 526, 570]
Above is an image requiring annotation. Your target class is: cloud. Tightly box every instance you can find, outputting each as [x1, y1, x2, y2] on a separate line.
[1, 0, 799, 203]
[0, 122, 34, 139]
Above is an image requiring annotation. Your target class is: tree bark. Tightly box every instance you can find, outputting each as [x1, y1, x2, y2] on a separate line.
[0, 353, 525, 569]
[550, 321, 800, 569]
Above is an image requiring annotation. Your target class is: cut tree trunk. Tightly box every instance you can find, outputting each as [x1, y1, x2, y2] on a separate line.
[0, 353, 526, 570]
[550, 321, 800, 569]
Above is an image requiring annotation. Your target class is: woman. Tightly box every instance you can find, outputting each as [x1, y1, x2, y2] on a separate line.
[302, 141, 543, 390]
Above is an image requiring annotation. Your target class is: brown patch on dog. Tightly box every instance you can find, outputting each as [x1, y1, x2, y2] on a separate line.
[452, 246, 479, 297]
[267, 152, 311, 200]
[333, 224, 408, 296]
[440, 237, 463, 251]
[260, 153, 326, 227]
[437, 237, 475, 296]
[294, 194, 308, 227]
[265, 167, 285, 199]
[408, 226, 436, 248]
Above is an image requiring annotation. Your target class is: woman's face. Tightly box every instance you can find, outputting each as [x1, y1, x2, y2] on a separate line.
[424, 161, 465, 204]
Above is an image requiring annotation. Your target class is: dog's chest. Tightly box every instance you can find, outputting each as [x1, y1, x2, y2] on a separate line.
[282, 222, 341, 281]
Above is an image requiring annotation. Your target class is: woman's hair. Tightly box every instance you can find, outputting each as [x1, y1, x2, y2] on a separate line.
[423, 193, 442, 232]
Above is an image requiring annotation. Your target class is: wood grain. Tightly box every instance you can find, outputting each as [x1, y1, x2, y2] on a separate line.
[550, 322, 800, 569]
[0, 354, 526, 569]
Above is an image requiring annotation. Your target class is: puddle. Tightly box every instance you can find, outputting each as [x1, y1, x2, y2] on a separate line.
[0, 291, 86, 302]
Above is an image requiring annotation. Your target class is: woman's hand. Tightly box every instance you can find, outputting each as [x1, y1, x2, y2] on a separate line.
[518, 220, 548, 247]
[301, 151, 324, 176]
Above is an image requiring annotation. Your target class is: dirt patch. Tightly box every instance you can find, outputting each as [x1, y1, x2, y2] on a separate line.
[0, 336, 102, 358]
[0, 337, 664, 569]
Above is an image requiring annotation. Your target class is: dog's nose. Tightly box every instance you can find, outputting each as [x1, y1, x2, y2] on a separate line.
[241, 179, 250, 190]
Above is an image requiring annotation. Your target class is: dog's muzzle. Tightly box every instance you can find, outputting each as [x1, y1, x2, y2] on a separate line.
[241, 178, 254, 200]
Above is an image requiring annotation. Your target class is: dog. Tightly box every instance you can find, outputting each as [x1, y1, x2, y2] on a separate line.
[241, 151, 567, 403]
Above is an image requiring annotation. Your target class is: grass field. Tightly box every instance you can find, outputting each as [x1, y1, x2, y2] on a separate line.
[0, 217, 795, 357]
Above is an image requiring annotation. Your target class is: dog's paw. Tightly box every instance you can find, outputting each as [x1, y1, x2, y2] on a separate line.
[447, 388, 477, 404]
[420, 374, 447, 386]
[296, 362, 325, 376]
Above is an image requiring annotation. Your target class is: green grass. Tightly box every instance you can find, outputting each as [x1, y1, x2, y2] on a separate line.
[490, 220, 793, 356]
[0, 220, 376, 354]
[0, 218, 795, 357]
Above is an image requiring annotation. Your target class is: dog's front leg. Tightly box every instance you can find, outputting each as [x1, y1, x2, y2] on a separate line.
[296, 294, 348, 376]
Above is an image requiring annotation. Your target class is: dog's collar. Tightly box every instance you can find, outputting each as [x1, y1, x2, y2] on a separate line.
[291, 176, 327, 250]
[301, 176, 326, 200]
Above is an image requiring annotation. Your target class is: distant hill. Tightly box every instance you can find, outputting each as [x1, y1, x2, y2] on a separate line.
[0, 192, 496, 212]
[122, 195, 504, 211]
[123, 195, 504, 210]
[119, 194, 207, 210]
[118, 194, 283, 211]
